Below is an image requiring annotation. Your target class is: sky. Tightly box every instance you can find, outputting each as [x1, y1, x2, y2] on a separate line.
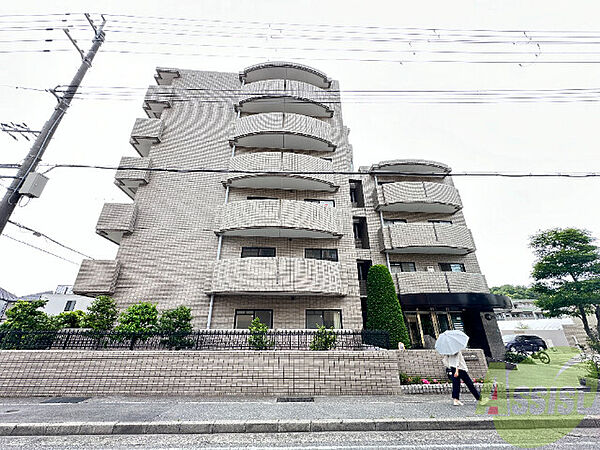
[1, 0, 599, 296]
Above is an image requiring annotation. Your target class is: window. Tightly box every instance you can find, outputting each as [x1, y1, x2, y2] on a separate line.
[439, 263, 466, 272]
[390, 262, 416, 273]
[304, 199, 335, 207]
[64, 300, 76, 312]
[352, 217, 369, 249]
[429, 220, 453, 225]
[383, 218, 407, 226]
[235, 309, 273, 329]
[241, 247, 276, 258]
[305, 248, 338, 262]
[306, 310, 342, 329]
[349, 180, 364, 207]
[247, 196, 277, 200]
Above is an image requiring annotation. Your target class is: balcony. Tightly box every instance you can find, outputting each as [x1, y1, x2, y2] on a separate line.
[394, 272, 489, 295]
[129, 118, 163, 157]
[223, 152, 337, 192]
[376, 182, 462, 213]
[381, 223, 475, 255]
[210, 257, 344, 296]
[114, 157, 151, 199]
[370, 159, 450, 177]
[231, 112, 335, 152]
[96, 203, 137, 245]
[73, 260, 120, 296]
[239, 61, 332, 89]
[143, 85, 173, 119]
[154, 67, 180, 85]
[218, 199, 343, 239]
[236, 79, 333, 118]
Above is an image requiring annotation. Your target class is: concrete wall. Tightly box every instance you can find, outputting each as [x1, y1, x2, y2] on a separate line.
[0, 350, 400, 397]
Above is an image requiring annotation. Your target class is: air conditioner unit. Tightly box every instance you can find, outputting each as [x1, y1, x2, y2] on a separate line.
[18, 172, 48, 198]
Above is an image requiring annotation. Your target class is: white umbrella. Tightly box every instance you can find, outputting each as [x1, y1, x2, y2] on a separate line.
[435, 330, 469, 355]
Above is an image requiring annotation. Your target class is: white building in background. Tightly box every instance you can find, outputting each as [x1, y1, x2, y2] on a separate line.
[21, 285, 93, 315]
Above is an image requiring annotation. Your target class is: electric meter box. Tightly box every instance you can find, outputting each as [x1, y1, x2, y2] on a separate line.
[18, 172, 48, 198]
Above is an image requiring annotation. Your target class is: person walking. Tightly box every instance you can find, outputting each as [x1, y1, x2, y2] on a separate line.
[443, 351, 485, 406]
[434, 330, 488, 406]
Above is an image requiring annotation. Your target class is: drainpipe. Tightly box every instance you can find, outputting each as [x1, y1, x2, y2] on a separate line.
[374, 175, 391, 271]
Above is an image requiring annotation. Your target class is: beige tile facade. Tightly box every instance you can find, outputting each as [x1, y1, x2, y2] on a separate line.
[73, 62, 504, 355]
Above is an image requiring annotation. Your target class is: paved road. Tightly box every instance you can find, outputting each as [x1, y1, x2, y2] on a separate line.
[1, 393, 598, 423]
[0, 429, 599, 449]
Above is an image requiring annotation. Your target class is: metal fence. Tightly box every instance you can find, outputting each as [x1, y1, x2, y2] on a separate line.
[0, 329, 390, 351]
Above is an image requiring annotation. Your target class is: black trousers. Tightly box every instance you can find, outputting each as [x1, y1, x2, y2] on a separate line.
[451, 368, 480, 400]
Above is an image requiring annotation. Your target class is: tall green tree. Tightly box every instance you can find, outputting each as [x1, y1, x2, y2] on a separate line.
[365, 264, 410, 349]
[82, 295, 118, 331]
[158, 306, 194, 349]
[115, 302, 159, 349]
[0, 299, 57, 331]
[530, 228, 600, 340]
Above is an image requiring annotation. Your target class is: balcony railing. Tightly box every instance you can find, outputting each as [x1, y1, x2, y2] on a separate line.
[218, 199, 343, 239]
[73, 260, 120, 296]
[96, 203, 137, 244]
[210, 257, 345, 296]
[236, 79, 333, 117]
[223, 152, 337, 192]
[143, 85, 173, 119]
[129, 118, 163, 157]
[394, 272, 489, 295]
[376, 181, 462, 213]
[231, 112, 335, 152]
[114, 157, 151, 199]
[369, 159, 451, 177]
[381, 223, 475, 255]
[239, 61, 332, 89]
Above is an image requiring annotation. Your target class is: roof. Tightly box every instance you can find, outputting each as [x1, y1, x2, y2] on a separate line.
[20, 291, 53, 301]
[0, 287, 16, 302]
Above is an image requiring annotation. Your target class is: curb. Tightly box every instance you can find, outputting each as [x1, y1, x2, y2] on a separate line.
[0, 416, 599, 436]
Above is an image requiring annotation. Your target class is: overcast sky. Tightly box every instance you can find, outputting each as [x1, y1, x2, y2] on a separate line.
[1, 0, 599, 296]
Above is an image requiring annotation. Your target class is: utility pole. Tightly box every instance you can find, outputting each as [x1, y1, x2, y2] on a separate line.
[0, 14, 106, 235]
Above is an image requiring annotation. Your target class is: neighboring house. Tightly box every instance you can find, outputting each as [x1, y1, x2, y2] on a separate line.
[497, 299, 545, 321]
[72, 62, 510, 359]
[0, 287, 17, 319]
[19, 285, 93, 315]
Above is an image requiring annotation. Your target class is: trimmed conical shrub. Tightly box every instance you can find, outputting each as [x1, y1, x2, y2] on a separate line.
[366, 264, 410, 349]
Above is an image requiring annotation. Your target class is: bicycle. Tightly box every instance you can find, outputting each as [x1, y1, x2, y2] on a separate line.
[515, 347, 551, 364]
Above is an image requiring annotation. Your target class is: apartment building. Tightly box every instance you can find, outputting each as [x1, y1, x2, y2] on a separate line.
[73, 62, 508, 358]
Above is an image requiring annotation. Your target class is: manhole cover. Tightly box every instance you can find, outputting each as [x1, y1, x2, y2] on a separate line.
[42, 397, 89, 404]
[276, 397, 314, 403]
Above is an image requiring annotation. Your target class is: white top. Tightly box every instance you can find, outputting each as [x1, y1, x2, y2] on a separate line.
[443, 352, 469, 372]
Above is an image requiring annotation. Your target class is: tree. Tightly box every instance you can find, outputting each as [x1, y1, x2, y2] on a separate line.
[247, 317, 274, 350]
[365, 265, 410, 349]
[82, 295, 118, 331]
[0, 299, 57, 331]
[490, 284, 539, 300]
[158, 306, 194, 349]
[530, 228, 600, 340]
[115, 302, 159, 349]
[54, 310, 86, 329]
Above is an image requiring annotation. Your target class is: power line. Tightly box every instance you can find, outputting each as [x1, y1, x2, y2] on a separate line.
[38, 163, 600, 178]
[1, 234, 79, 265]
[7, 219, 95, 259]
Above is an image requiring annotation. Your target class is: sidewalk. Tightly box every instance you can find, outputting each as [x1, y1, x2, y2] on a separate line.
[0, 394, 599, 436]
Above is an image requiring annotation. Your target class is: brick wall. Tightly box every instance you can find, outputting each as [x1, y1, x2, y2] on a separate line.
[395, 349, 487, 379]
[0, 350, 400, 397]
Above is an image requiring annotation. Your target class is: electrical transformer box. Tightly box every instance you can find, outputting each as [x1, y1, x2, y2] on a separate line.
[18, 172, 48, 198]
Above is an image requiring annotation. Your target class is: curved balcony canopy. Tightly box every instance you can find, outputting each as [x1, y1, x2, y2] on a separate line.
[96, 203, 137, 245]
[231, 112, 335, 152]
[143, 86, 173, 119]
[210, 257, 344, 296]
[115, 156, 151, 199]
[223, 152, 337, 192]
[236, 80, 333, 118]
[399, 293, 511, 311]
[130, 118, 163, 157]
[394, 272, 489, 295]
[239, 61, 332, 89]
[370, 159, 450, 177]
[218, 199, 343, 239]
[73, 259, 120, 296]
[382, 223, 475, 255]
[377, 181, 462, 213]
